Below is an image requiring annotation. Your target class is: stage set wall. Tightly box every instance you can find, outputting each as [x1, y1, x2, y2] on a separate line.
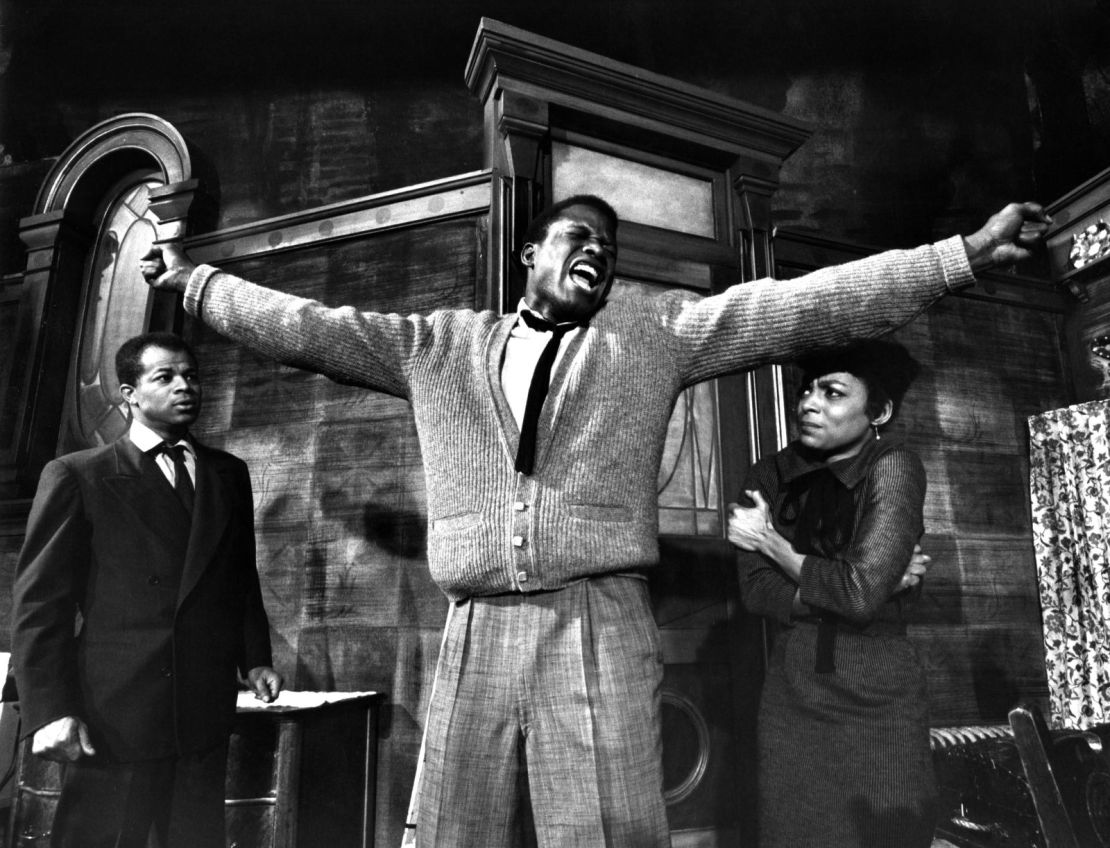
[2, 2, 1108, 845]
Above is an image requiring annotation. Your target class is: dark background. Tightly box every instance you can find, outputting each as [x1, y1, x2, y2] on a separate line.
[2, 0, 1109, 274]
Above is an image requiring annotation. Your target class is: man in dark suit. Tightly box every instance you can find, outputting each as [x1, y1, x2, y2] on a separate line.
[11, 331, 283, 848]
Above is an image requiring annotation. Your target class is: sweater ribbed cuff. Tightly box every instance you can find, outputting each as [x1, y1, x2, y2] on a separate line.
[184, 264, 223, 317]
[936, 235, 975, 291]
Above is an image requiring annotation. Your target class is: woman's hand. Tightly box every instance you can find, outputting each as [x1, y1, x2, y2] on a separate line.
[729, 490, 806, 581]
[727, 490, 776, 553]
[897, 544, 931, 592]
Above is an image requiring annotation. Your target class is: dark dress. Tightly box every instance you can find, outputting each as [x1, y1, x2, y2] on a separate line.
[738, 436, 937, 848]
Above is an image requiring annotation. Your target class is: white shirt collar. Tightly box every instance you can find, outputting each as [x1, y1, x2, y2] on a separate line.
[514, 299, 581, 334]
[128, 419, 192, 455]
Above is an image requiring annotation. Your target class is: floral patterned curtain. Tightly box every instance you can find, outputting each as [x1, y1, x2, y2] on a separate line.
[1029, 399, 1110, 729]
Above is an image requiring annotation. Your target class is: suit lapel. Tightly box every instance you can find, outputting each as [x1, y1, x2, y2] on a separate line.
[103, 438, 192, 555]
[177, 442, 232, 608]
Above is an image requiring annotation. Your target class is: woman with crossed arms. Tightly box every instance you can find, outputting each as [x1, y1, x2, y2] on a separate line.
[728, 339, 936, 848]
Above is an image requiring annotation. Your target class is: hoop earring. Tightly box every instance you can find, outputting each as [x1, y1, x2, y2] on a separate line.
[872, 424, 881, 441]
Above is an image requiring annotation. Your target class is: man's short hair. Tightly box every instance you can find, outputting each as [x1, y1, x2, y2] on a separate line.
[521, 195, 619, 248]
[115, 332, 196, 387]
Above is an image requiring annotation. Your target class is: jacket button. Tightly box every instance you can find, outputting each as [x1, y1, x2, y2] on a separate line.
[160, 667, 173, 678]
[148, 575, 161, 585]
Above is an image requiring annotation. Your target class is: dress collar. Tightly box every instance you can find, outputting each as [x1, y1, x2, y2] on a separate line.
[775, 434, 899, 489]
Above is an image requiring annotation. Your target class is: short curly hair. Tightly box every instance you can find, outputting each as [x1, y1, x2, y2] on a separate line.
[115, 332, 196, 388]
[794, 338, 921, 421]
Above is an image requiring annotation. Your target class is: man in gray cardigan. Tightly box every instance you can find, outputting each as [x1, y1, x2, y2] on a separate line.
[142, 196, 1049, 848]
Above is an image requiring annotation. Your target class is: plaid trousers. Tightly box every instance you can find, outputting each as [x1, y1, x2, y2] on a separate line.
[415, 574, 671, 848]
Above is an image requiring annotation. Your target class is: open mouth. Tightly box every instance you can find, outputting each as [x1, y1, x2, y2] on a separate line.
[568, 260, 603, 290]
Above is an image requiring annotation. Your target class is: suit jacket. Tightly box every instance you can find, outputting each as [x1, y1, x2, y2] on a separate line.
[12, 435, 273, 762]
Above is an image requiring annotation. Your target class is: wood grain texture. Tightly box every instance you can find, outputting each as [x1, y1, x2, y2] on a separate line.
[187, 218, 483, 848]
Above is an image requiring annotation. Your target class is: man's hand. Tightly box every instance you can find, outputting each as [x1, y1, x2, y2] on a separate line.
[139, 242, 196, 293]
[31, 716, 96, 762]
[963, 202, 1052, 271]
[897, 544, 932, 593]
[246, 666, 284, 703]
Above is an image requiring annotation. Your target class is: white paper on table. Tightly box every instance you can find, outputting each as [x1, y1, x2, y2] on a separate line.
[236, 689, 377, 712]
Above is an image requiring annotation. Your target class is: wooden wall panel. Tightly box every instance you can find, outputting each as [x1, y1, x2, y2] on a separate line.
[0, 282, 22, 449]
[186, 216, 486, 848]
[0, 540, 17, 649]
[888, 297, 1064, 725]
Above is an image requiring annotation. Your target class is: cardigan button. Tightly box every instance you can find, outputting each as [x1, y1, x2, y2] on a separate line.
[516, 571, 529, 583]
[511, 535, 525, 547]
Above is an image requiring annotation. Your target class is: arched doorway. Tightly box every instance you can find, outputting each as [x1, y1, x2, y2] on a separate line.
[3, 113, 198, 491]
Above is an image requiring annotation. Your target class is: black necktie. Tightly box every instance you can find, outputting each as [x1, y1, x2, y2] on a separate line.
[161, 443, 195, 514]
[515, 311, 577, 475]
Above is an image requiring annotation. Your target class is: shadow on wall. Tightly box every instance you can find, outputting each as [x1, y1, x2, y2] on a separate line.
[362, 501, 428, 560]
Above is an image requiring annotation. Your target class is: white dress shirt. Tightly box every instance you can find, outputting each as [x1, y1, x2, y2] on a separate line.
[128, 419, 196, 488]
[500, 299, 584, 426]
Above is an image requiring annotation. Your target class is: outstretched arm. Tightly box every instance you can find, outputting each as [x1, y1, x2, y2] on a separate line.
[668, 201, 1051, 386]
[140, 243, 431, 398]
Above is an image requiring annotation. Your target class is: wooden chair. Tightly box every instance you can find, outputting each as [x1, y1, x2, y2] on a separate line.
[1008, 702, 1110, 848]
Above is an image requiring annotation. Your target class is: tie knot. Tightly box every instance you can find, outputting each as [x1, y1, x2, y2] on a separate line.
[520, 309, 577, 335]
[156, 442, 187, 459]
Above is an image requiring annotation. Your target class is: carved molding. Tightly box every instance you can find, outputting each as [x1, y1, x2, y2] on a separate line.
[465, 18, 811, 171]
[32, 113, 192, 215]
[185, 170, 493, 267]
[2, 114, 196, 499]
[464, 17, 813, 316]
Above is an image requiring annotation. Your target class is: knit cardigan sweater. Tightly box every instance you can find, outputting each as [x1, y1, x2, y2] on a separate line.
[185, 235, 972, 600]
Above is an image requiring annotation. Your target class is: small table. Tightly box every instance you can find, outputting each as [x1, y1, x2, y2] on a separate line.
[228, 690, 382, 848]
[8, 691, 382, 848]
